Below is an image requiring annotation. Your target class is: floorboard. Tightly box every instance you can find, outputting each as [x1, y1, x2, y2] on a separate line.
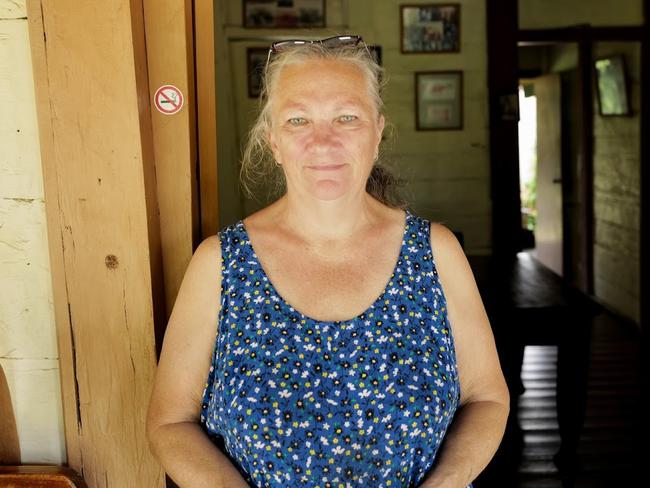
[475, 311, 642, 486]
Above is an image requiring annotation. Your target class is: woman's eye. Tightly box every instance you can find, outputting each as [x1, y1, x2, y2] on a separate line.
[288, 117, 307, 126]
[339, 115, 358, 123]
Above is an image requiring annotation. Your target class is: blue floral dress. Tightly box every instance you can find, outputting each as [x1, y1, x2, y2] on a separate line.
[200, 211, 463, 487]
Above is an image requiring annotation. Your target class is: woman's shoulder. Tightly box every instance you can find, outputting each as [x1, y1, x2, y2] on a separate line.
[405, 211, 460, 252]
[425, 220, 468, 277]
[196, 233, 220, 250]
[428, 221, 460, 249]
[188, 234, 221, 274]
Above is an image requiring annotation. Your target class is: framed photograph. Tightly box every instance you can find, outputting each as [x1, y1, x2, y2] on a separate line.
[415, 71, 463, 130]
[243, 0, 325, 28]
[401, 4, 460, 53]
[594, 55, 630, 116]
[247, 47, 268, 98]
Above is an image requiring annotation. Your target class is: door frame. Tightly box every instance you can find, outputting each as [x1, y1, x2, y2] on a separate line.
[195, 0, 220, 239]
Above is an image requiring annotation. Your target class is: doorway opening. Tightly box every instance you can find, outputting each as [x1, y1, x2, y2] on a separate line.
[517, 43, 572, 278]
[517, 84, 537, 250]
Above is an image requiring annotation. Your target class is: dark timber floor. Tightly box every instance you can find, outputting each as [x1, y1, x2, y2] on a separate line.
[476, 311, 643, 487]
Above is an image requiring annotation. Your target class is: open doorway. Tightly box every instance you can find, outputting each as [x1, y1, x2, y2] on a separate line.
[517, 83, 537, 251]
[518, 76, 564, 277]
[517, 44, 576, 278]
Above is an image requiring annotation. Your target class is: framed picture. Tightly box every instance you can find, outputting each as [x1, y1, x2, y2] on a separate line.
[401, 4, 460, 53]
[415, 71, 463, 130]
[594, 55, 630, 116]
[247, 47, 268, 98]
[243, 0, 325, 28]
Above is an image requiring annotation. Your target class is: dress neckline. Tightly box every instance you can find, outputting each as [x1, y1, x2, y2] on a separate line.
[237, 210, 412, 325]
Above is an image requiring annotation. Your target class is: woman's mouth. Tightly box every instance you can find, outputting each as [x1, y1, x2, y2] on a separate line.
[306, 164, 346, 171]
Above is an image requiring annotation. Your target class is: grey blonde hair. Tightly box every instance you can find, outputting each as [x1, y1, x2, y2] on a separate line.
[240, 41, 404, 208]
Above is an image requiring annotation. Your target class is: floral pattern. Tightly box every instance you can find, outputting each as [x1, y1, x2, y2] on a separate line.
[201, 211, 462, 487]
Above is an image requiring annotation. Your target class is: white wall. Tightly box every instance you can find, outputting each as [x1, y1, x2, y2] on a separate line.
[0, 0, 66, 463]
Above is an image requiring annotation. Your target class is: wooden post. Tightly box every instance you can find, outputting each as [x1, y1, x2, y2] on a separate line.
[27, 0, 166, 486]
[195, 0, 220, 238]
[577, 38, 595, 294]
[641, 0, 649, 347]
[142, 0, 200, 329]
[26, 1, 82, 471]
[486, 0, 522, 255]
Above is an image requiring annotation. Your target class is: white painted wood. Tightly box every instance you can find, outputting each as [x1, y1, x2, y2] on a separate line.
[592, 42, 641, 323]
[0, 0, 26, 19]
[534, 74, 564, 277]
[0, 19, 43, 199]
[0, 6, 64, 466]
[0, 358, 65, 464]
[0, 198, 58, 359]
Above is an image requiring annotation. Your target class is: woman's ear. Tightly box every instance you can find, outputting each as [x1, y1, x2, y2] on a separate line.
[376, 115, 385, 147]
[267, 130, 281, 165]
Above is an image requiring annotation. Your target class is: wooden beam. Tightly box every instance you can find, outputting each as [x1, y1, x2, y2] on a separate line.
[26, 0, 82, 471]
[519, 25, 644, 43]
[577, 41, 595, 294]
[195, 0, 220, 238]
[27, 0, 165, 485]
[142, 0, 198, 330]
[641, 1, 649, 344]
[487, 0, 522, 255]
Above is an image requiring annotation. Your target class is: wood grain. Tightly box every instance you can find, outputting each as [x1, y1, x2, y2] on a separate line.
[25, 0, 82, 470]
[142, 0, 198, 321]
[0, 466, 87, 487]
[26, 0, 166, 485]
[195, 0, 220, 238]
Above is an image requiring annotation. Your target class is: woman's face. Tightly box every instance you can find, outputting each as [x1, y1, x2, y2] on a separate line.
[268, 58, 385, 201]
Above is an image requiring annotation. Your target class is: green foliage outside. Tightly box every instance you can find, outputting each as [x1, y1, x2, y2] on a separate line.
[521, 163, 537, 231]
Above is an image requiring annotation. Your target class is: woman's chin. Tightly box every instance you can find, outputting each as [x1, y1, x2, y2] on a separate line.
[310, 179, 350, 201]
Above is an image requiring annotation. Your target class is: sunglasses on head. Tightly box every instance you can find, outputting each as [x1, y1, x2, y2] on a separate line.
[265, 35, 372, 70]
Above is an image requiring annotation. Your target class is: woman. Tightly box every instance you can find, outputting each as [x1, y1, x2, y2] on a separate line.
[147, 36, 509, 488]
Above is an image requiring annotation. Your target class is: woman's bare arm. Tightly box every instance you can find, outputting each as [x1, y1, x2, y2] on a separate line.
[146, 236, 249, 488]
[420, 224, 510, 487]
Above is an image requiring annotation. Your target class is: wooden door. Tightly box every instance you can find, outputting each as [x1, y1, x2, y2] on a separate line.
[534, 74, 564, 276]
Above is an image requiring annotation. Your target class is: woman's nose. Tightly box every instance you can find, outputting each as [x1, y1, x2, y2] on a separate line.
[307, 123, 340, 152]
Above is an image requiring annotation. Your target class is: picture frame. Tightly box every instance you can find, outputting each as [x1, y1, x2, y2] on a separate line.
[401, 4, 460, 54]
[243, 0, 326, 29]
[415, 71, 463, 130]
[594, 55, 631, 116]
[247, 47, 268, 98]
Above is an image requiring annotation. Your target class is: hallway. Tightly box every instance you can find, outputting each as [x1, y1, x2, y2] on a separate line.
[477, 311, 643, 486]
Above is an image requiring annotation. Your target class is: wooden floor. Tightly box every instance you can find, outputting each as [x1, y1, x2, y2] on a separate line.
[476, 311, 643, 487]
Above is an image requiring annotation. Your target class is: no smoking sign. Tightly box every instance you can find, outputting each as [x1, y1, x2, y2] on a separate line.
[154, 85, 184, 115]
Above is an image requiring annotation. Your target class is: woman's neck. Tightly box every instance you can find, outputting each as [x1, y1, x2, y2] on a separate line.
[272, 191, 383, 248]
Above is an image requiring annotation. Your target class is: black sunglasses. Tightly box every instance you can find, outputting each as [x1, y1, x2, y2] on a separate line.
[265, 35, 371, 70]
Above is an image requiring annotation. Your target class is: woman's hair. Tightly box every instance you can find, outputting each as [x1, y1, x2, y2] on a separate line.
[240, 41, 405, 208]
